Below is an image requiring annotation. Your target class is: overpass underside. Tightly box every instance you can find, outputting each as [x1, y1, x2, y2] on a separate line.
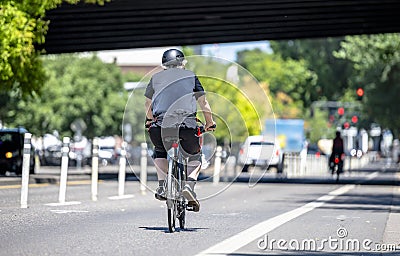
[43, 0, 400, 54]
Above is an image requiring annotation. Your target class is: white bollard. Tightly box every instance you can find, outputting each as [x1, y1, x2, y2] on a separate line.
[140, 142, 147, 194]
[58, 137, 70, 204]
[20, 133, 32, 209]
[213, 146, 222, 185]
[118, 143, 127, 197]
[91, 138, 99, 201]
[108, 142, 134, 200]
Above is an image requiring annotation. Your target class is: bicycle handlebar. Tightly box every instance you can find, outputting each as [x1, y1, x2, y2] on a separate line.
[198, 123, 217, 134]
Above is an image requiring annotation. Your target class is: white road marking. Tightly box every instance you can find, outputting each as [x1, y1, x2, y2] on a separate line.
[211, 213, 241, 217]
[50, 210, 89, 214]
[45, 201, 81, 206]
[108, 194, 135, 200]
[366, 171, 379, 180]
[196, 184, 355, 256]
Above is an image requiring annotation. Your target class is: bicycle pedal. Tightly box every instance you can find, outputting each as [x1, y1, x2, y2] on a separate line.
[186, 203, 200, 212]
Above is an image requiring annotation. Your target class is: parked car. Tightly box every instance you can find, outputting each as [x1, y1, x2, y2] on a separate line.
[39, 134, 62, 166]
[97, 136, 118, 166]
[69, 136, 91, 167]
[237, 135, 284, 173]
[0, 128, 35, 175]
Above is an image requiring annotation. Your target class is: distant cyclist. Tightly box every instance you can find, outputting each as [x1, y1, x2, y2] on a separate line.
[144, 49, 215, 211]
[330, 131, 344, 172]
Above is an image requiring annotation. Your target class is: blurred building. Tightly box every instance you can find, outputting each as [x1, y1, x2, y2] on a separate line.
[97, 47, 175, 75]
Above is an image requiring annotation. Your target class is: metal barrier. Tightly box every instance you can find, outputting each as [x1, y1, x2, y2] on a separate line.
[284, 152, 370, 177]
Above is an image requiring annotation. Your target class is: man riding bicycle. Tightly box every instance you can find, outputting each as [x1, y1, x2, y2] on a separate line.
[144, 49, 216, 211]
[329, 131, 344, 173]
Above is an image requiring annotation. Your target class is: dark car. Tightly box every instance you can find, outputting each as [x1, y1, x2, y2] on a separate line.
[0, 128, 35, 175]
[41, 144, 62, 166]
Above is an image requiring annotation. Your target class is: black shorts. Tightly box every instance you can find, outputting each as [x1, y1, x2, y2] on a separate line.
[148, 126, 201, 160]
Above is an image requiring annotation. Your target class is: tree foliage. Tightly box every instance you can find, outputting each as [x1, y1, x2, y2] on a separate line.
[186, 56, 268, 143]
[2, 54, 127, 138]
[237, 49, 317, 113]
[0, 0, 108, 96]
[270, 38, 354, 103]
[334, 33, 400, 136]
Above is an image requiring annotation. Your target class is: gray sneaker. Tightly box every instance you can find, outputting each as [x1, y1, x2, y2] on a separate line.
[155, 186, 166, 201]
[182, 184, 200, 212]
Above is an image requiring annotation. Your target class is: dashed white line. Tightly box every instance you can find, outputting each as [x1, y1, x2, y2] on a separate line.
[196, 184, 355, 256]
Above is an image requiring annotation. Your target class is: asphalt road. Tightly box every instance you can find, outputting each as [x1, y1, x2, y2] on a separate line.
[0, 162, 399, 256]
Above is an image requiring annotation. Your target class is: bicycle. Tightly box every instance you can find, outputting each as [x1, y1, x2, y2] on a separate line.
[329, 153, 344, 182]
[163, 118, 215, 233]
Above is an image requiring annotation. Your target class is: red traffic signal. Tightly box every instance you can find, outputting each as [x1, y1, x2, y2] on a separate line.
[337, 107, 344, 116]
[356, 88, 364, 100]
[343, 122, 350, 129]
[351, 115, 358, 123]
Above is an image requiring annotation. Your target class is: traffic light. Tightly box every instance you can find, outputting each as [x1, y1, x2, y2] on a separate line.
[337, 107, 344, 116]
[356, 87, 364, 101]
[351, 115, 358, 124]
[343, 122, 350, 129]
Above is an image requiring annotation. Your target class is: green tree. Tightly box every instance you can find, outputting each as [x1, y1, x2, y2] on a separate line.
[237, 49, 317, 110]
[305, 108, 335, 144]
[199, 77, 261, 143]
[2, 54, 127, 138]
[334, 33, 400, 136]
[270, 38, 354, 102]
[0, 0, 107, 96]
[186, 55, 268, 142]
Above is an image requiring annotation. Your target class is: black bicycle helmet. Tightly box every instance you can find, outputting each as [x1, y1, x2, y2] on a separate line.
[162, 49, 185, 66]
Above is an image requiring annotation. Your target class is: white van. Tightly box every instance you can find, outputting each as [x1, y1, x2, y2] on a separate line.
[237, 135, 284, 173]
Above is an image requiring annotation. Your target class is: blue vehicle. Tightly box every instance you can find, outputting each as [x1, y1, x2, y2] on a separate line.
[264, 119, 305, 153]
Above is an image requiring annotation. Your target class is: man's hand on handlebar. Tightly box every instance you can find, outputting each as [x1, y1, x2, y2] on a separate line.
[205, 121, 217, 131]
[145, 118, 154, 130]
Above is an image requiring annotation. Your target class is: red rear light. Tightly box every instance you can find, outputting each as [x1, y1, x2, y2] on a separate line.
[239, 148, 244, 155]
[316, 152, 321, 158]
[276, 150, 279, 156]
[172, 142, 179, 149]
[334, 157, 339, 164]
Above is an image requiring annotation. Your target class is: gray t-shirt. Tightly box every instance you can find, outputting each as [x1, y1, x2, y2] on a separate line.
[145, 68, 205, 128]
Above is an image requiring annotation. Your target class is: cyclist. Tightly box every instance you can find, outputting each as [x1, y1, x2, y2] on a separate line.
[330, 131, 344, 172]
[144, 49, 215, 211]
